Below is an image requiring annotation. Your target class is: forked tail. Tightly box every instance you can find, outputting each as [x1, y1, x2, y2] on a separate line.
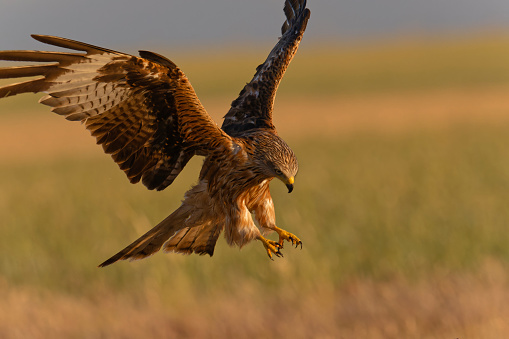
[98, 205, 223, 267]
[98, 211, 184, 267]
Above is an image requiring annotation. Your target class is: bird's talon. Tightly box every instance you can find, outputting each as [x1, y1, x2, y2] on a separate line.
[258, 236, 284, 260]
[274, 227, 302, 251]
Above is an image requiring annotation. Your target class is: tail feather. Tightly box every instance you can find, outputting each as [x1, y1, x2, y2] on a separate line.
[164, 222, 222, 256]
[98, 210, 187, 267]
[98, 204, 223, 267]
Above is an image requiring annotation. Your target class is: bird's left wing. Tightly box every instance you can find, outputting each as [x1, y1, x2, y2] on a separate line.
[0, 35, 231, 191]
[221, 0, 310, 136]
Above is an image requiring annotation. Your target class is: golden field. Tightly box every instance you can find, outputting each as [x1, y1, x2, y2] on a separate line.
[1, 34, 509, 338]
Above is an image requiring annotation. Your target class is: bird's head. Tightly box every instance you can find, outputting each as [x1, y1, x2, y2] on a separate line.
[272, 160, 298, 193]
[253, 132, 299, 193]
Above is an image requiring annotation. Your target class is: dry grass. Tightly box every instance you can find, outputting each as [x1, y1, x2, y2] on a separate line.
[1, 260, 509, 338]
[3, 84, 509, 162]
[2, 88, 509, 337]
[2, 35, 509, 338]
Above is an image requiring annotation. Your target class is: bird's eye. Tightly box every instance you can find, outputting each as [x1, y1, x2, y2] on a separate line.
[275, 169, 283, 175]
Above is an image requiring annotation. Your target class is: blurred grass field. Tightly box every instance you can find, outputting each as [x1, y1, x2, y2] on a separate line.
[2, 34, 509, 338]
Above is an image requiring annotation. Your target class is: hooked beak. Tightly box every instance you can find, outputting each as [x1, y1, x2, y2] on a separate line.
[286, 183, 294, 193]
[286, 176, 295, 193]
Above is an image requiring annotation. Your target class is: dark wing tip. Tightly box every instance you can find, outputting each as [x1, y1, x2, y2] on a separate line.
[30, 34, 121, 55]
[282, 0, 310, 35]
[139, 50, 177, 69]
[221, 0, 310, 136]
[30, 34, 50, 41]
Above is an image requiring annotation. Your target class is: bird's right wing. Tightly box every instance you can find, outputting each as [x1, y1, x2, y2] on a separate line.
[0, 35, 231, 191]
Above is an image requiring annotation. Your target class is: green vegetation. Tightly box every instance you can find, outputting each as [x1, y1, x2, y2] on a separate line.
[3, 123, 509, 301]
[2, 34, 509, 337]
[2, 34, 509, 110]
[173, 34, 509, 97]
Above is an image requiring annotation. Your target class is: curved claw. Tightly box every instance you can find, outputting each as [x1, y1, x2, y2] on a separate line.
[274, 227, 302, 251]
[258, 236, 284, 260]
[289, 237, 302, 249]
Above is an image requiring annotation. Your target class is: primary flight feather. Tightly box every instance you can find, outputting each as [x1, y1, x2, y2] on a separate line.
[0, 0, 310, 266]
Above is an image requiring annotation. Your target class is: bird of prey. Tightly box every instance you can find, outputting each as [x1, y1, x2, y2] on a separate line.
[0, 0, 310, 266]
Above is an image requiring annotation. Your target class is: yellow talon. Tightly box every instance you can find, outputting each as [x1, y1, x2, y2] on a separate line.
[257, 235, 283, 260]
[273, 226, 303, 249]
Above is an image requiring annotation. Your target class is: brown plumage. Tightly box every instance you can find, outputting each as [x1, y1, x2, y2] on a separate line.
[0, 0, 310, 266]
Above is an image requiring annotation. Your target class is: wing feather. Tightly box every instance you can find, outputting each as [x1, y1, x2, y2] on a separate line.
[0, 35, 231, 191]
[0, 50, 86, 63]
[221, 0, 310, 136]
[0, 64, 59, 78]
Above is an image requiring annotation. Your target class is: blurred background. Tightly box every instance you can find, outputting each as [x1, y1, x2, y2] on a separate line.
[2, 0, 509, 337]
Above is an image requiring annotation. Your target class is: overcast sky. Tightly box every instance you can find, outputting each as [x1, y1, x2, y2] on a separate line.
[1, 0, 509, 52]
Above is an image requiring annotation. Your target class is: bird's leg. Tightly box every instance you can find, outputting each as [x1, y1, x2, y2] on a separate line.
[272, 226, 302, 249]
[257, 235, 283, 260]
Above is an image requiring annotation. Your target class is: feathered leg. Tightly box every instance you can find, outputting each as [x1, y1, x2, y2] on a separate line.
[250, 184, 302, 258]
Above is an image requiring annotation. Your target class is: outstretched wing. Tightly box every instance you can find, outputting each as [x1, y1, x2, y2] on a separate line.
[221, 0, 310, 136]
[0, 35, 231, 191]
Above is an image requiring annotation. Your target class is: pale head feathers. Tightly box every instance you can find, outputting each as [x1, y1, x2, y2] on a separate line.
[249, 130, 298, 182]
